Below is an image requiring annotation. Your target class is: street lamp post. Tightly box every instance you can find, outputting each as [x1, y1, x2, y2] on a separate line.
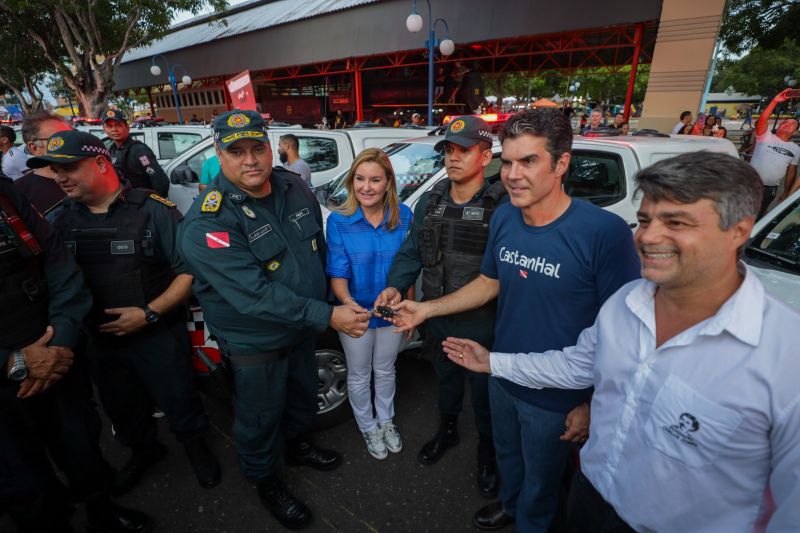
[406, 0, 454, 126]
[774, 74, 798, 131]
[150, 54, 192, 124]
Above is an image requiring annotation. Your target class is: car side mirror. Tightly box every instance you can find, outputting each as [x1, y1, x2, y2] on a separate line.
[170, 164, 198, 185]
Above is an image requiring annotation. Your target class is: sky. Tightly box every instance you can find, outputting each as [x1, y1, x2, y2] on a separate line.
[171, 0, 251, 25]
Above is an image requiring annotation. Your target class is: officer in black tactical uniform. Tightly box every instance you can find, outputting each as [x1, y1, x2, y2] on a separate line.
[28, 130, 220, 496]
[375, 115, 505, 498]
[0, 176, 152, 533]
[178, 110, 369, 530]
[103, 109, 169, 197]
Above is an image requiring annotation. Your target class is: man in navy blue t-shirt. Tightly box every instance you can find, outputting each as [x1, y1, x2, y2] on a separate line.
[391, 109, 640, 531]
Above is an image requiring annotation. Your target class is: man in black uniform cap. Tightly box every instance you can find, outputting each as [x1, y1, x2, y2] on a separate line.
[29, 130, 220, 496]
[375, 115, 504, 498]
[102, 109, 169, 197]
[0, 176, 152, 533]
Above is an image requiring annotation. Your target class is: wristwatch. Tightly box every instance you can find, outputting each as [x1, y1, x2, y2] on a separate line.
[143, 306, 160, 324]
[8, 350, 28, 381]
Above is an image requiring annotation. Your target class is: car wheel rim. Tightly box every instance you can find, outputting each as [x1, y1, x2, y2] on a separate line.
[316, 348, 348, 415]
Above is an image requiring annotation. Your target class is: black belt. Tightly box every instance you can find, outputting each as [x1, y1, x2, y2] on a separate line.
[222, 345, 295, 368]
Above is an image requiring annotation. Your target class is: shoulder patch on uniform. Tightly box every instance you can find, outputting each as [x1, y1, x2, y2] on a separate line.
[148, 193, 176, 208]
[201, 190, 222, 213]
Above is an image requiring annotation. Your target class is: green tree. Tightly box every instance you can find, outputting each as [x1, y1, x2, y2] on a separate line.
[719, 0, 800, 55]
[484, 66, 650, 109]
[711, 39, 800, 98]
[0, 0, 227, 118]
[0, 14, 51, 113]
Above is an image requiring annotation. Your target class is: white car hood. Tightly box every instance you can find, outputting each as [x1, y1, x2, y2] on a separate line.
[749, 264, 800, 311]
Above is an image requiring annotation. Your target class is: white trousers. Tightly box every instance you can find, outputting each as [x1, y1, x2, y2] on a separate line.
[338, 326, 404, 433]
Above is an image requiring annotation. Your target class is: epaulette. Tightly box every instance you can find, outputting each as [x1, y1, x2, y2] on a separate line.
[43, 197, 67, 216]
[274, 165, 301, 177]
[200, 190, 223, 215]
[148, 192, 176, 208]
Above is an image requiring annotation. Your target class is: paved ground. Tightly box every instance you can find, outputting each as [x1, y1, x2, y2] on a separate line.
[5, 355, 511, 533]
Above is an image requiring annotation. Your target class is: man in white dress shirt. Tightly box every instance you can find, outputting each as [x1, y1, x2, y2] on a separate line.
[444, 151, 800, 532]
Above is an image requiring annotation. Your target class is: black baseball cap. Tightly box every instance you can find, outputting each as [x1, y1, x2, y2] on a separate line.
[434, 115, 493, 151]
[102, 108, 127, 123]
[27, 130, 110, 169]
[213, 110, 269, 150]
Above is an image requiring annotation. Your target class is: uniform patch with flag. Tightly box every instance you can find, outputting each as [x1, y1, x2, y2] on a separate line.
[519, 270, 528, 279]
[206, 232, 230, 248]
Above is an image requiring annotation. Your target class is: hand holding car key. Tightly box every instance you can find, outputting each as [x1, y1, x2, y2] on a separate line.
[363, 305, 396, 318]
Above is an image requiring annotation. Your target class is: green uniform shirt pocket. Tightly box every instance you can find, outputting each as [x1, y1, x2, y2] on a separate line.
[288, 208, 320, 242]
[249, 228, 288, 276]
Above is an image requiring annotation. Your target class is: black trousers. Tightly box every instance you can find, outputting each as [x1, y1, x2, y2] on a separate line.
[567, 470, 635, 533]
[87, 319, 209, 450]
[0, 359, 115, 532]
[429, 337, 493, 437]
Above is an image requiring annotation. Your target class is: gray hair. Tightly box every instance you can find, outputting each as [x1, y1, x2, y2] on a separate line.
[21, 112, 68, 144]
[635, 151, 763, 230]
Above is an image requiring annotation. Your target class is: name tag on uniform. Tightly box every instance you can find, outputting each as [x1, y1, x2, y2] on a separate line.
[248, 224, 272, 243]
[110, 240, 135, 255]
[289, 208, 310, 224]
[462, 207, 484, 220]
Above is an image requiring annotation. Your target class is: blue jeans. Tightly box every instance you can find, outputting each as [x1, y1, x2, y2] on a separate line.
[490, 377, 574, 532]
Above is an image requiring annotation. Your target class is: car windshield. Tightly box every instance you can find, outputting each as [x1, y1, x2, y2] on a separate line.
[746, 197, 800, 269]
[325, 142, 445, 207]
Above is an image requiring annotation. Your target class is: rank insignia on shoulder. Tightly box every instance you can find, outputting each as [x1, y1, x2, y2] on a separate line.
[311, 238, 318, 252]
[148, 193, 176, 208]
[201, 191, 222, 213]
[267, 260, 281, 271]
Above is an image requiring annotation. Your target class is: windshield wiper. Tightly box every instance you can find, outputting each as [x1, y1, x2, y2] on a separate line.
[745, 245, 800, 267]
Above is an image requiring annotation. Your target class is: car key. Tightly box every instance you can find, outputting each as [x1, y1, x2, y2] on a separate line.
[376, 305, 395, 318]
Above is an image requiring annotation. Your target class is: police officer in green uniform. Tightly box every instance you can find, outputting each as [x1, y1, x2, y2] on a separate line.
[178, 110, 369, 530]
[103, 109, 170, 197]
[29, 130, 220, 496]
[0, 177, 152, 533]
[375, 115, 505, 498]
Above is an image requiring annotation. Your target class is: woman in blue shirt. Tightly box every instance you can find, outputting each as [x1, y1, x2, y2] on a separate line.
[326, 148, 413, 460]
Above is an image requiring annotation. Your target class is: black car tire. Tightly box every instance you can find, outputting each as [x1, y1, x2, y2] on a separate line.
[313, 329, 353, 430]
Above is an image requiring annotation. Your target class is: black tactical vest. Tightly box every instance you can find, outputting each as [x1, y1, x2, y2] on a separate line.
[418, 179, 506, 322]
[53, 189, 175, 334]
[0, 194, 49, 350]
[111, 139, 149, 190]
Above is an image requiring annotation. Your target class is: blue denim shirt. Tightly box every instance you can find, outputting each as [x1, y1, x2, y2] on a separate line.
[326, 204, 413, 328]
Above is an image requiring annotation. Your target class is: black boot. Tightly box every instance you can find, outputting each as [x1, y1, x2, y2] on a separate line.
[418, 415, 459, 465]
[285, 435, 341, 471]
[477, 435, 499, 498]
[256, 476, 312, 530]
[473, 501, 515, 531]
[184, 436, 221, 488]
[111, 442, 167, 496]
[86, 495, 153, 533]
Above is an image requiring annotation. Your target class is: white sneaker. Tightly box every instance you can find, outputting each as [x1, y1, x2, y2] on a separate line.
[380, 422, 403, 453]
[363, 428, 388, 460]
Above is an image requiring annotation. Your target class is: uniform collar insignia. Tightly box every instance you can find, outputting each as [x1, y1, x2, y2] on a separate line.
[242, 205, 256, 219]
